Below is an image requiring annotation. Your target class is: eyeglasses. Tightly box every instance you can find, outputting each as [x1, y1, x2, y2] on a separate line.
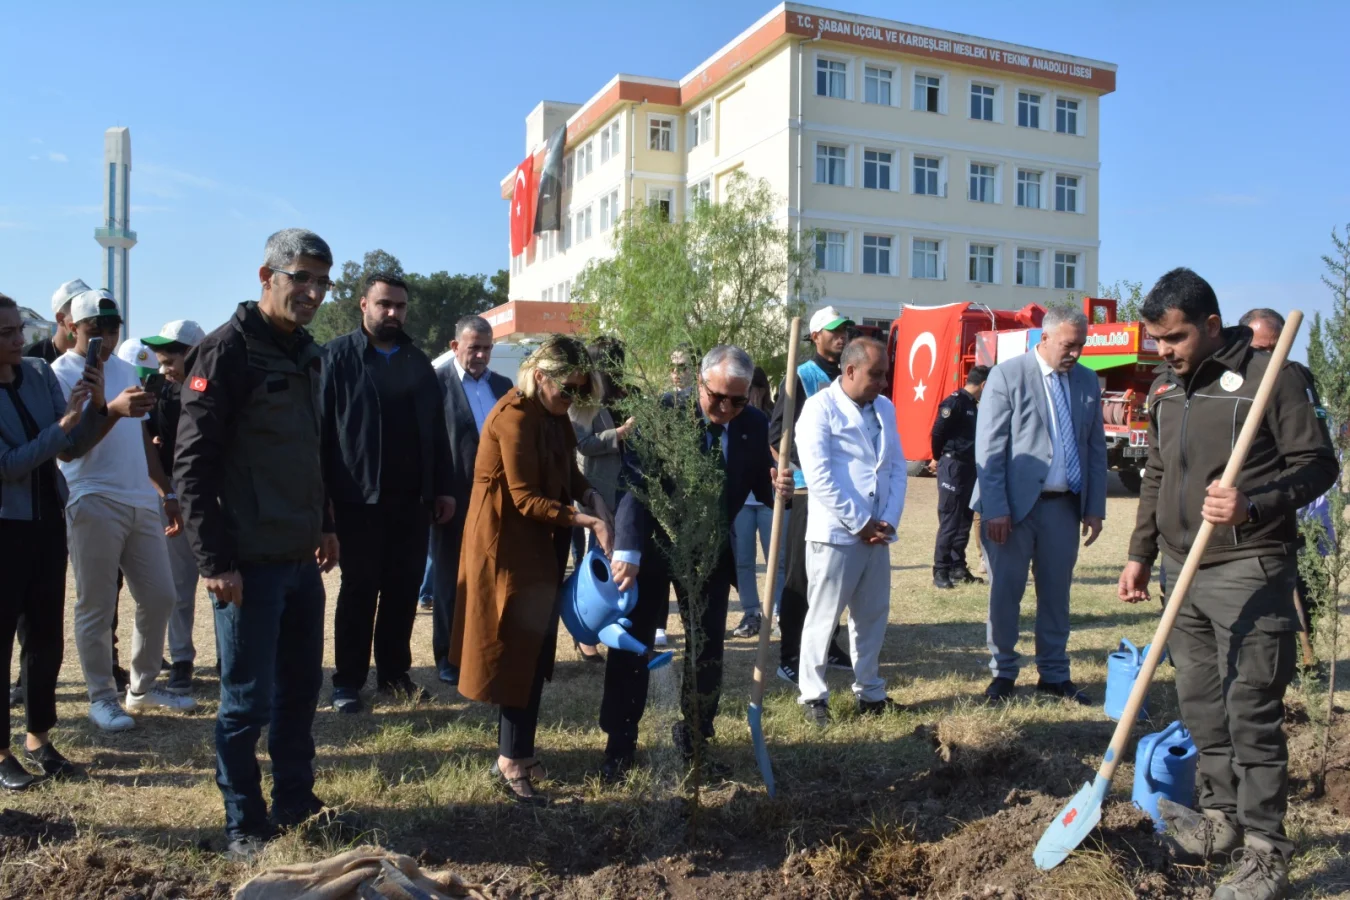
[701, 381, 749, 409]
[559, 381, 593, 400]
[271, 268, 335, 294]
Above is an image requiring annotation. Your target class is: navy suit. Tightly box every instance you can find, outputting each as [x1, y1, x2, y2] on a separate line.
[602, 395, 775, 756]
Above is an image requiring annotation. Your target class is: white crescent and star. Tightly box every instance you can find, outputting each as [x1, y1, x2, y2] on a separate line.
[514, 168, 528, 217]
[908, 331, 937, 402]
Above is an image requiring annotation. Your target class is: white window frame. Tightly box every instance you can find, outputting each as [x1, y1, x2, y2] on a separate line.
[1016, 89, 1044, 130]
[814, 54, 851, 100]
[967, 160, 999, 204]
[911, 152, 946, 197]
[599, 194, 611, 232]
[861, 233, 896, 277]
[1016, 168, 1044, 209]
[967, 242, 999, 285]
[689, 104, 713, 150]
[576, 141, 593, 181]
[572, 209, 586, 245]
[910, 237, 945, 280]
[968, 81, 999, 123]
[1054, 173, 1082, 214]
[1054, 94, 1085, 136]
[541, 287, 552, 303]
[1054, 251, 1081, 290]
[646, 185, 675, 221]
[562, 213, 573, 251]
[564, 153, 573, 190]
[814, 229, 850, 273]
[1015, 247, 1044, 287]
[861, 147, 895, 191]
[687, 178, 711, 212]
[912, 70, 945, 114]
[600, 119, 621, 163]
[582, 205, 593, 241]
[814, 141, 850, 187]
[862, 62, 897, 107]
[647, 114, 675, 152]
[607, 189, 620, 227]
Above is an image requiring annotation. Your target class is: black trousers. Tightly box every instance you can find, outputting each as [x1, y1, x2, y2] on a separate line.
[331, 498, 430, 692]
[1165, 553, 1299, 862]
[599, 539, 733, 756]
[777, 496, 844, 667]
[0, 519, 66, 740]
[430, 514, 467, 669]
[933, 457, 977, 572]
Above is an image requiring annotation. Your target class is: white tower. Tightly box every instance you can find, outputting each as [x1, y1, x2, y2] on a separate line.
[95, 127, 136, 340]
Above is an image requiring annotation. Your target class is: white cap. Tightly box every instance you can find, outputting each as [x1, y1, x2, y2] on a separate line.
[51, 279, 92, 316]
[142, 319, 206, 349]
[809, 305, 854, 335]
[117, 339, 155, 372]
[68, 289, 121, 324]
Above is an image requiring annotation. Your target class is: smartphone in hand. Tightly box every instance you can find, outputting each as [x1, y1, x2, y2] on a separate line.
[143, 372, 166, 394]
[85, 337, 103, 369]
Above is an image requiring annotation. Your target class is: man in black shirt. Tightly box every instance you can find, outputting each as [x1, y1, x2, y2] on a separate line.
[320, 274, 454, 714]
[930, 365, 988, 589]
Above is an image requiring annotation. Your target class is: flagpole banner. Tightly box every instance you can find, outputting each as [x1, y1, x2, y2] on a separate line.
[509, 155, 536, 257]
[533, 125, 567, 236]
[893, 303, 969, 461]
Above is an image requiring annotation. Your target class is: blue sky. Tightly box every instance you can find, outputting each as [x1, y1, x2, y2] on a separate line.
[2, 1, 1346, 362]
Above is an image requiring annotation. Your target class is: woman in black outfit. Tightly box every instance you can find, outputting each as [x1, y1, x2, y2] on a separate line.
[0, 294, 104, 789]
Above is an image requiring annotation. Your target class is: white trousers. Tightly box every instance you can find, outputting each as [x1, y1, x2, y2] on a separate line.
[799, 539, 891, 704]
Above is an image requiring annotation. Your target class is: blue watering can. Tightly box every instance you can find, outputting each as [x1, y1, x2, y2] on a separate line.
[560, 548, 673, 670]
[1104, 639, 1151, 722]
[1132, 720, 1198, 831]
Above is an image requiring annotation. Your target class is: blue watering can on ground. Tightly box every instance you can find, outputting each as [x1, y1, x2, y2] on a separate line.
[560, 548, 673, 670]
[1104, 639, 1151, 722]
[1132, 720, 1198, 831]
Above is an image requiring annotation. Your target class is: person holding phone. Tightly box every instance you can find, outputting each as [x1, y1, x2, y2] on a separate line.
[50, 289, 195, 734]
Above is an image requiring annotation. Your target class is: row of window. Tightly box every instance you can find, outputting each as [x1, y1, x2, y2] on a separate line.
[814, 143, 1083, 212]
[541, 280, 573, 304]
[565, 119, 622, 189]
[812, 230, 1082, 289]
[815, 56, 1084, 135]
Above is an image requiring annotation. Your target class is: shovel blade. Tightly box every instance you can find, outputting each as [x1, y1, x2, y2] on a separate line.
[1033, 775, 1108, 870]
[748, 702, 775, 797]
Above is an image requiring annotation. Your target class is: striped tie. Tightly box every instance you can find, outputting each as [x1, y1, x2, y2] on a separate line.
[1050, 373, 1082, 494]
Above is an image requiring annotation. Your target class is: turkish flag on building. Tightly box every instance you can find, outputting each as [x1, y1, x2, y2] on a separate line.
[509, 155, 536, 257]
[892, 303, 969, 461]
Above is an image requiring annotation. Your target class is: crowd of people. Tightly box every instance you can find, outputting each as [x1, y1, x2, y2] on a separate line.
[0, 229, 1334, 898]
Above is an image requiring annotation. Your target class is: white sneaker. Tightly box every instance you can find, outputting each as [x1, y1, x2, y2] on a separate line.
[126, 685, 198, 714]
[90, 697, 136, 732]
[654, 629, 668, 647]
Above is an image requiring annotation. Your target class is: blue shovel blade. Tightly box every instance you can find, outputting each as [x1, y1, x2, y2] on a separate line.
[748, 702, 775, 798]
[1033, 774, 1108, 870]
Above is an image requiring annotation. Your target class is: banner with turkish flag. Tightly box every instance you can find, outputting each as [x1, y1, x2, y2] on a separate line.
[509, 155, 536, 257]
[892, 303, 969, 461]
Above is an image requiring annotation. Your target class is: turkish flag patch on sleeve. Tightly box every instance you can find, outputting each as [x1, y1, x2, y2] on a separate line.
[189, 376, 209, 393]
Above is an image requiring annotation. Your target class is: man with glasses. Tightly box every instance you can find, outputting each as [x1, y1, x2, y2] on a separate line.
[600, 345, 793, 780]
[176, 229, 350, 860]
[51, 290, 195, 731]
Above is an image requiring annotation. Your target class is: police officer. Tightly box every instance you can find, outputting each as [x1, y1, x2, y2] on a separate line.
[930, 365, 988, 589]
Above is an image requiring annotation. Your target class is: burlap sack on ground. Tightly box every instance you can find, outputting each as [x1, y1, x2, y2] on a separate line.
[233, 846, 487, 900]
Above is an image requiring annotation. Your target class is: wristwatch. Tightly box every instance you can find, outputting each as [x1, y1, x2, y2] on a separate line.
[164, 492, 178, 503]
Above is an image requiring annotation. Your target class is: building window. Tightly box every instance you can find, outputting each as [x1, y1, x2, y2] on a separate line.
[1056, 97, 1080, 135]
[914, 73, 941, 112]
[1055, 174, 1080, 212]
[688, 178, 711, 211]
[1055, 252, 1079, 290]
[911, 238, 941, 279]
[575, 141, 593, 181]
[913, 155, 942, 196]
[1016, 249, 1043, 287]
[864, 66, 893, 105]
[1016, 169, 1042, 208]
[816, 144, 848, 186]
[559, 280, 571, 303]
[648, 187, 674, 222]
[540, 230, 554, 261]
[862, 317, 894, 331]
[564, 154, 573, 190]
[649, 116, 674, 151]
[689, 104, 712, 149]
[968, 163, 996, 203]
[814, 230, 848, 272]
[862, 234, 893, 275]
[573, 210, 585, 245]
[816, 58, 848, 99]
[1017, 91, 1041, 128]
[600, 120, 620, 163]
[562, 214, 573, 250]
[863, 149, 892, 190]
[970, 83, 996, 121]
[582, 205, 593, 240]
[599, 195, 611, 232]
[969, 244, 996, 284]
[600, 129, 611, 164]
[541, 287, 553, 303]
[606, 189, 620, 228]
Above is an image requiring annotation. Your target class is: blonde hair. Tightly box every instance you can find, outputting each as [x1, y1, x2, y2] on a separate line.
[518, 335, 597, 399]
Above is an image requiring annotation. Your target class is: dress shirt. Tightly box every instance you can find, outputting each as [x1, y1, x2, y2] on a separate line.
[1034, 347, 1069, 492]
[453, 357, 496, 434]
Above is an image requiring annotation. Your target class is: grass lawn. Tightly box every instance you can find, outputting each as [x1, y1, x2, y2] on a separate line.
[1, 476, 1346, 898]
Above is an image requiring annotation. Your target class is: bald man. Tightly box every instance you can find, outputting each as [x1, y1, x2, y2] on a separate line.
[1238, 308, 1284, 351]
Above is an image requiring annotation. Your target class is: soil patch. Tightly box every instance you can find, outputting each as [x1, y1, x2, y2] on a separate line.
[0, 841, 230, 900]
[0, 807, 76, 855]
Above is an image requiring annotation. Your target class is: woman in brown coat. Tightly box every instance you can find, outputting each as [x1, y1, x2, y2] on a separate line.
[451, 335, 612, 805]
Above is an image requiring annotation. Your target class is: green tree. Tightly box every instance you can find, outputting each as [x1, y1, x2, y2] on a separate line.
[574, 172, 816, 384]
[1099, 278, 1146, 322]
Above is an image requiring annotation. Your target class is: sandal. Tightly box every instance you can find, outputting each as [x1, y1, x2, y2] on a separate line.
[496, 769, 548, 807]
[491, 759, 548, 781]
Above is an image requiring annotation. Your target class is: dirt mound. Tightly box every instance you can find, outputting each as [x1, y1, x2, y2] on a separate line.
[0, 840, 230, 900]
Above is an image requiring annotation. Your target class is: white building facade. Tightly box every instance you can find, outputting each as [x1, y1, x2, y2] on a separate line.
[503, 3, 1116, 330]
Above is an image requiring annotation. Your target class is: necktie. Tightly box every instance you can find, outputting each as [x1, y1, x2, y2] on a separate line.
[1050, 373, 1083, 494]
[705, 422, 725, 463]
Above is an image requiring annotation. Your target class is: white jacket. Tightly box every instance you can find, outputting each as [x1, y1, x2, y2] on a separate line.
[797, 379, 907, 545]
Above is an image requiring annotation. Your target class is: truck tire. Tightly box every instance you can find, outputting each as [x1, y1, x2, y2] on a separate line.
[1117, 467, 1143, 495]
[907, 460, 931, 477]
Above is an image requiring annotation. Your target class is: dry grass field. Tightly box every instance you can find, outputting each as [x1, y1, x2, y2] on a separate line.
[0, 476, 1346, 898]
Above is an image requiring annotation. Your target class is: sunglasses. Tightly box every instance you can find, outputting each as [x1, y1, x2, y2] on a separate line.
[701, 381, 749, 409]
[559, 381, 593, 400]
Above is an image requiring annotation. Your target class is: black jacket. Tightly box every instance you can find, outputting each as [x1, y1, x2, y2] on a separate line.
[439, 363, 513, 515]
[320, 328, 453, 506]
[1128, 327, 1337, 567]
[930, 388, 978, 462]
[174, 302, 332, 577]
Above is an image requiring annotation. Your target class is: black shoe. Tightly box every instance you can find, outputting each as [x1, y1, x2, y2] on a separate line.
[933, 569, 955, 589]
[166, 660, 194, 696]
[776, 662, 799, 685]
[732, 613, 761, 638]
[827, 645, 852, 672]
[160, 657, 171, 673]
[574, 641, 606, 664]
[0, 756, 37, 792]
[376, 675, 431, 703]
[438, 664, 459, 686]
[804, 698, 830, 728]
[858, 696, 901, 716]
[984, 677, 1017, 705]
[332, 689, 363, 714]
[113, 666, 130, 693]
[19, 744, 79, 780]
[224, 833, 273, 862]
[952, 568, 985, 585]
[1036, 679, 1091, 706]
[600, 753, 634, 784]
[8, 684, 21, 708]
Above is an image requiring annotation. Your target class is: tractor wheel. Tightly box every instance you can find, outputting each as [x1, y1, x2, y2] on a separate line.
[1117, 466, 1143, 495]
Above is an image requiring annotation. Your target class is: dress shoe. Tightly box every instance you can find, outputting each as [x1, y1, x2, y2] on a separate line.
[331, 689, 363, 714]
[600, 753, 634, 784]
[984, 676, 1017, 705]
[1036, 679, 1091, 706]
[20, 743, 80, 779]
[933, 569, 955, 589]
[0, 756, 37, 791]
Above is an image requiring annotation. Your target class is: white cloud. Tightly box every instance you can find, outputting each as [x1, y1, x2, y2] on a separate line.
[47, 152, 68, 163]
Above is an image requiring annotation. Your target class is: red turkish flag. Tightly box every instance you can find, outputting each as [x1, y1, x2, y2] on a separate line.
[509, 156, 536, 258]
[891, 303, 968, 461]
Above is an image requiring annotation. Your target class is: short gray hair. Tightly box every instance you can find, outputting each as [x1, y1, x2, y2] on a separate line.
[263, 228, 333, 270]
[701, 345, 754, 382]
[1042, 306, 1088, 332]
[455, 315, 492, 341]
[1238, 308, 1284, 330]
[841, 336, 884, 369]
